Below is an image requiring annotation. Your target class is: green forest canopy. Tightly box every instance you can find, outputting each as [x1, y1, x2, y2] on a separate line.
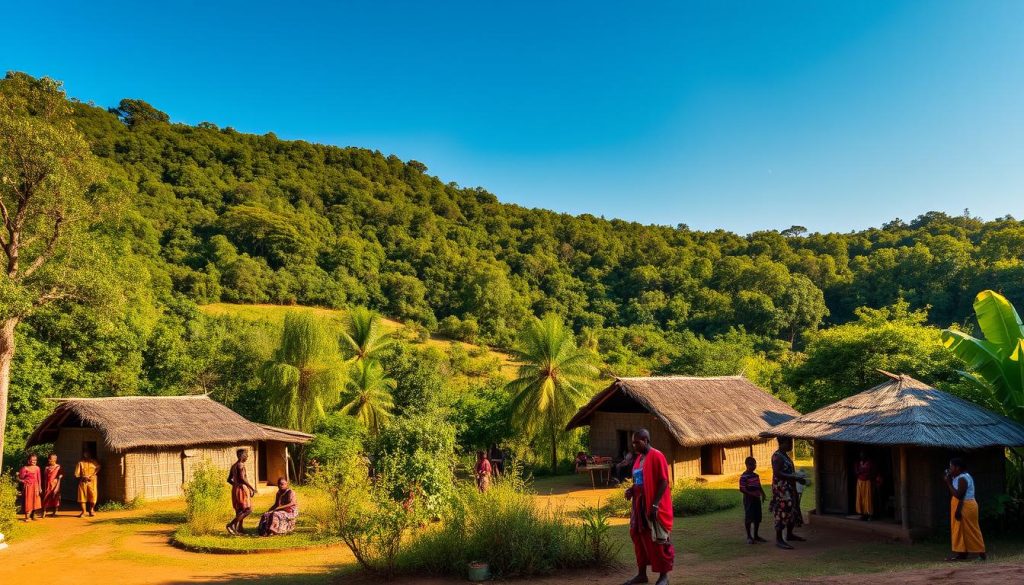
[4, 74, 1023, 459]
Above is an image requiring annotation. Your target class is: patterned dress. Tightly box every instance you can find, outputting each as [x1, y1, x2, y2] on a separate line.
[258, 488, 298, 536]
[769, 450, 800, 530]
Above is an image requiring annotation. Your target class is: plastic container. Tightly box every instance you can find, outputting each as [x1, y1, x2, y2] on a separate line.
[467, 561, 491, 582]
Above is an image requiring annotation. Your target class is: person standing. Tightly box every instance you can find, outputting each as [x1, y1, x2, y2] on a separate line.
[739, 456, 766, 544]
[854, 451, 875, 520]
[17, 454, 43, 521]
[769, 437, 807, 549]
[226, 448, 256, 535]
[475, 450, 492, 492]
[944, 457, 986, 561]
[42, 453, 64, 517]
[75, 450, 100, 517]
[623, 429, 673, 585]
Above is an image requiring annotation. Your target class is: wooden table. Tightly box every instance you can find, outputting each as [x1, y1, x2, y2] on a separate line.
[580, 463, 612, 489]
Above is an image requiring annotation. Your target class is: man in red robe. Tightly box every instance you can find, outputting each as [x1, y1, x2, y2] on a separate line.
[624, 428, 674, 585]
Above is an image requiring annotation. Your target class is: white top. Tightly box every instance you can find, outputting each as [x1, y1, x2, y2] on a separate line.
[954, 472, 975, 501]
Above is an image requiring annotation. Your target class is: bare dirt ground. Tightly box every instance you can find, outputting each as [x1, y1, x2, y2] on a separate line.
[2, 473, 1021, 584]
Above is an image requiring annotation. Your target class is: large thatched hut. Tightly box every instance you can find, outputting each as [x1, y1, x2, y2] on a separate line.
[566, 376, 800, 479]
[765, 372, 1024, 540]
[26, 395, 312, 504]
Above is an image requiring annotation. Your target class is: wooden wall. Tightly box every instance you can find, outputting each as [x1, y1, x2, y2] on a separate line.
[53, 427, 124, 504]
[588, 412, 777, 481]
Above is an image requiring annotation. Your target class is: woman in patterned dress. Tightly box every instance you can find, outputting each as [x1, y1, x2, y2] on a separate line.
[769, 436, 807, 549]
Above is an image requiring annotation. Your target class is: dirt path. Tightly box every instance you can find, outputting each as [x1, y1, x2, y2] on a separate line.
[2, 475, 1022, 584]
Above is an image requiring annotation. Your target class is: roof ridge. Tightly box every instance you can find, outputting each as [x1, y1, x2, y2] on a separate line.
[60, 394, 211, 401]
[617, 375, 745, 381]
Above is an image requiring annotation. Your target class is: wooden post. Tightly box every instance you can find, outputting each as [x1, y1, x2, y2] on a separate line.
[812, 441, 822, 515]
[899, 446, 910, 531]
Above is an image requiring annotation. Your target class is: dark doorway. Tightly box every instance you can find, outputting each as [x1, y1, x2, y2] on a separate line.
[616, 430, 630, 459]
[83, 440, 98, 457]
[258, 442, 268, 483]
[700, 445, 724, 475]
[844, 444, 896, 520]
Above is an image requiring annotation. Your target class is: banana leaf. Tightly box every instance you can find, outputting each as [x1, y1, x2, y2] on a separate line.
[973, 290, 1024, 357]
[941, 329, 1009, 392]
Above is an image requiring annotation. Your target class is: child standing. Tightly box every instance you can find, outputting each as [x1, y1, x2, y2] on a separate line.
[739, 456, 766, 544]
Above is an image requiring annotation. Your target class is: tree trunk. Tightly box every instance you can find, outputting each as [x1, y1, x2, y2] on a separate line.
[550, 428, 558, 475]
[0, 317, 19, 460]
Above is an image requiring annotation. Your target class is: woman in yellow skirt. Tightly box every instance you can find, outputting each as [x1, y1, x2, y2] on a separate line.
[943, 457, 986, 561]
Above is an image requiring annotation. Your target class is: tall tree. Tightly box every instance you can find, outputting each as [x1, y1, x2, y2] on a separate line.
[341, 306, 394, 361]
[506, 314, 599, 473]
[263, 311, 344, 434]
[338, 358, 396, 434]
[0, 73, 116, 456]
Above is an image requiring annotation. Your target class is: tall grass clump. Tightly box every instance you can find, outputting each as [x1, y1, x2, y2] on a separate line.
[183, 461, 230, 535]
[602, 479, 632, 517]
[0, 474, 18, 539]
[399, 468, 619, 578]
[671, 479, 737, 516]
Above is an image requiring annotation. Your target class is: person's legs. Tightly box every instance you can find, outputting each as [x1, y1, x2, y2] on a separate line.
[744, 520, 753, 543]
[649, 541, 674, 585]
[626, 529, 650, 584]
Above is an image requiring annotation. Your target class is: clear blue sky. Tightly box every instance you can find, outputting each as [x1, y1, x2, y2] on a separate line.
[3, 1, 1023, 233]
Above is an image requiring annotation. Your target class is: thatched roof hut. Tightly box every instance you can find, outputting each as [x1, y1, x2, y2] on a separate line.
[764, 372, 1024, 540]
[766, 373, 1024, 449]
[27, 395, 312, 503]
[566, 376, 799, 478]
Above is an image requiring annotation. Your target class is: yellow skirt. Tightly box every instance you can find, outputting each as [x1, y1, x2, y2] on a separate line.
[950, 499, 985, 553]
[855, 479, 873, 515]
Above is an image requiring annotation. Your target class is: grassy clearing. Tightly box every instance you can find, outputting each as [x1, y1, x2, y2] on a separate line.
[172, 525, 341, 553]
[199, 302, 518, 377]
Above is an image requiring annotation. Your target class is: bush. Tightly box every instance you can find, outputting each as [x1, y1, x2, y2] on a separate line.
[97, 495, 145, 512]
[183, 461, 230, 535]
[0, 473, 18, 539]
[371, 412, 457, 520]
[398, 469, 618, 578]
[602, 480, 632, 517]
[671, 480, 737, 516]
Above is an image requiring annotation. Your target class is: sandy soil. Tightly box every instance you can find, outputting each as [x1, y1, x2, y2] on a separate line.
[2, 474, 1021, 584]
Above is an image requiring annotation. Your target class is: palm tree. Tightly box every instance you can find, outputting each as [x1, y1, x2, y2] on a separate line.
[506, 314, 600, 473]
[339, 358, 396, 434]
[263, 312, 345, 433]
[341, 306, 394, 361]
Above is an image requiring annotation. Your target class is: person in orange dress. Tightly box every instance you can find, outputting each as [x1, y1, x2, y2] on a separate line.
[75, 450, 100, 517]
[17, 454, 43, 521]
[42, 453, 64, 517]
[226, 448, 256, 535]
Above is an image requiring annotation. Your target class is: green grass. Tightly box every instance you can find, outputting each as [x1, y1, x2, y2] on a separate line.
[172, 525, 341, 553]
[200, 302, 517, 377]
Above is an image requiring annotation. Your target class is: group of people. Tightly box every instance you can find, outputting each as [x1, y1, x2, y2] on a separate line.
[16, 450, 101, 521]
[226, 448, 298, 537]
[623, 432, 986, 585]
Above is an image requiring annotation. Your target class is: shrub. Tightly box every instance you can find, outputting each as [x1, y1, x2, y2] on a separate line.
[97, 494, 145, 512]
[183, 461, 230, 535]
[371, 412, 457, 520]
[602, 480, 632, 517]
[398, 469, 617, 578]
[0, 473, 17, 539]
[671, 480, 737, 516]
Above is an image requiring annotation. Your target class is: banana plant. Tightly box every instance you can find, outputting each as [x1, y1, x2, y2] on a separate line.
[941, 290, 1024, 421]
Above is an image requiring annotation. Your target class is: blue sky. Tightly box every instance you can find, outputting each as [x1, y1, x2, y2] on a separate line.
[3, 1, 1023, 233]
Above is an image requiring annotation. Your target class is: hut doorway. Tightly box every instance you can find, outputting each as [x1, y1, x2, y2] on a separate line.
[700, 445, 724, 475]
[845, 445, 896, 520]
[616, 430, 630, 459]
[257, 442, 268, 483]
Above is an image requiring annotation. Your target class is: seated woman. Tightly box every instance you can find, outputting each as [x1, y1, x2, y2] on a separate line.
[258, 477, 298, 537]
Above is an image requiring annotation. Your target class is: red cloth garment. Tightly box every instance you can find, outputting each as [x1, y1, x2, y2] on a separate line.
[229, 463, 252, 513]
[855, 460, 874, 482]
[18, 465, 43, 512]
[42, 464, 62, 508]
[632, 447, 674, 532]
[630, 528, 675, 573]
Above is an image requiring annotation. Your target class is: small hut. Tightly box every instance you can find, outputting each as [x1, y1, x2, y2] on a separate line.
[566, 376, 800, 479]
[26, 395, 313, 504]
[765, 372, 1024, 540]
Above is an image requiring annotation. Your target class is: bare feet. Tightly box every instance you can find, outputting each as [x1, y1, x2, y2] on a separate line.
[623, 574, 649, 585]
[746, 537, 754, 544]
[226, 523, 237, 535]
[776, 540, 794, 550]
[654, 574, 669, 585]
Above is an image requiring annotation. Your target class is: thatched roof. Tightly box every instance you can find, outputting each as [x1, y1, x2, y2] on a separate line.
[764, 373, 1024, 449]
[26, 395, 313, 452]
[566, 376, 800, 447]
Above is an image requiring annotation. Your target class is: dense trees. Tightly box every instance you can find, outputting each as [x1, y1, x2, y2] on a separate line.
[3, 72, 1024, 469]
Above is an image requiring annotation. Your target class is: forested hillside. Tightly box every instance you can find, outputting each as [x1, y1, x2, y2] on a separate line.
[4, 78, 1023, 460]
